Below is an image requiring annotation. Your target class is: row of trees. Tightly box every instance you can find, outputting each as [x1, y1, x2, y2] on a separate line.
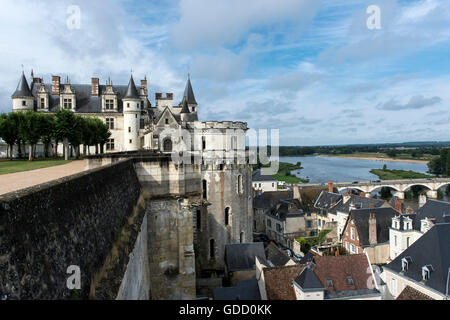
[427, 148, 450, 176]
[0, 109, 111, 161]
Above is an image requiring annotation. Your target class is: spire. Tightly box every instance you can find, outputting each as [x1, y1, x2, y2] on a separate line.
[124, 74, 139, 99]
[12, 71, 33, 98]
[183, 74, 197, 105]
[180, 96, 190, 114]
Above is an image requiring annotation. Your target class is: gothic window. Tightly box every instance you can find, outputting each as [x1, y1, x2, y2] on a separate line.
[225, 207, 230, 226]
[163, 138, 172, 152]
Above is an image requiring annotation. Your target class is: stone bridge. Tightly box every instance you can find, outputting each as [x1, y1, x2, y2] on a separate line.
[296, 178, 450, 199]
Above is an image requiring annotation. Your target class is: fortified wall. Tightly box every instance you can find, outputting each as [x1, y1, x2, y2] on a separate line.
[0, 159, 143, 299]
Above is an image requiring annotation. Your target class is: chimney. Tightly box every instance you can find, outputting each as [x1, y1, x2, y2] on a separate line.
[155, 93, 162, 99]
[33, 78, 42, 84]
[369, 213, 377, 245]
[91, 78, 99, 96]
[166, 93, 173, 100]
[140, 78, 147, 95]
[52, 75, 60, 95]
[328, 180, 333, 193]
[395, 198, 403, 214]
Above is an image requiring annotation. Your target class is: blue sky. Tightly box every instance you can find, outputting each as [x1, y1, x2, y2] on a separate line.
[0, 0, 449, 145]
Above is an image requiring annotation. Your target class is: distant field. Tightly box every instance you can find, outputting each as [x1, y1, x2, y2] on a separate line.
[324, 152, 434, 162]
[370, 169, 434, 180]
[0, 159, 73, 175]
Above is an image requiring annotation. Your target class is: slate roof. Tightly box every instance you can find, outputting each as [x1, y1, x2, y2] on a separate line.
[314, 191, 342, 210]
[298, 251, 316, 265]
[30, 83, 145, 113]
[183, 76, 197, 105]
[333, 195, 386, 214]
[225, 242, 266, 272]
[252, 169, 276, 182]
[213, 279, 261, 300]
[413, 199, 450, 230]
[124, 75, 140, 99]
[262, 264, 306, 300]
[294, 264, 325, 291]
[385, 222, 450, 297]
[269, 199, 304, 221]
[313, 254, 380, 299]
[347, 207, 398, 246]
[12, 73, 33, 98]
[180, 96, 190, 114]
[252, 190, 292, 210]
[396, 285, 433, 300]
[265, 242, 292, 266]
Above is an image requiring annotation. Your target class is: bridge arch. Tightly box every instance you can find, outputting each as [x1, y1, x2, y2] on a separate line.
[436, 182, 450, 190]
[337, 186, 367, 194]
[367, 185, 401, 193]
[401, 183, 433, 192]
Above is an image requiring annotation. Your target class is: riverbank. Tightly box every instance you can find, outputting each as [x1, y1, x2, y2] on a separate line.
[369, 168, 433, 180]
[318, 154, 429, 164]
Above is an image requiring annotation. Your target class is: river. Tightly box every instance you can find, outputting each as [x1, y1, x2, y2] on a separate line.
[278, 156, 429, 184]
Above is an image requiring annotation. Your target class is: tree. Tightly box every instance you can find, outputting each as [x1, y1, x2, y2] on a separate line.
[55, 109, 78, 160]
[382, 164, 387, 171]
[92, 118, 110, 154]
[38, 113, 55, 158]
[440, 148, 448, 175]
[0, 113, 19, 160]
[22, 111, 43, 161]
[428, 157, 443, 175]
[380, 187, 392, 199]
[386, 149, 397, 158]
[446, 149, 450, 176]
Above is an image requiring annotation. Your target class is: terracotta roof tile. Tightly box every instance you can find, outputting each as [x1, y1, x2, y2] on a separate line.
[263, 264, 306, 300]
[396, 286, 434, 300]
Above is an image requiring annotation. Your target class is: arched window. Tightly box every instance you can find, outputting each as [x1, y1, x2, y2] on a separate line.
[210, 239, 215, 259]
[225, 207, 230, 226]
[163, 138, 172, 152]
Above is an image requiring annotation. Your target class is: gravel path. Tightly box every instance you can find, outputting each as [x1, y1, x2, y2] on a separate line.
[0, 160, 87, 195]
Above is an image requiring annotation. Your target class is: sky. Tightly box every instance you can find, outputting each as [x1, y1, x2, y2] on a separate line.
[0, 0, 449, 146]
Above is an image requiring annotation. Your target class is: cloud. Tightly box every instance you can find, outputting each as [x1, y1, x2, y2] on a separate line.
[267, 72, 323, 92]
[171, 0, 322, 49]
[376, 95, 442, 111]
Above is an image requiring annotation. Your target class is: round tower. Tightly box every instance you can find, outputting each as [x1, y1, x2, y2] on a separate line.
[12, 72, 34, 112]
[123, 75, 141, 151]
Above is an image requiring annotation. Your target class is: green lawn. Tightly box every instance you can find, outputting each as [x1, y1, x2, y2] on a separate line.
[263, 161, 309, 184]
[370, 169, 433, 180]
[0, 159, 73, 175]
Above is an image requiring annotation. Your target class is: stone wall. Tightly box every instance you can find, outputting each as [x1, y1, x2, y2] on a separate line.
[0, 159, 143, 299]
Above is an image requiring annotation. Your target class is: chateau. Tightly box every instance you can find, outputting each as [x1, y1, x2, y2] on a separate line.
[8, 71, 254, 298]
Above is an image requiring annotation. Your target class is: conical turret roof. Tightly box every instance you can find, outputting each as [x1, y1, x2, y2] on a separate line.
[183, 75, 197, 105]
[124, 74, 140, 99]
[180, 97, 190, 114]
[12, 72, 33, 98]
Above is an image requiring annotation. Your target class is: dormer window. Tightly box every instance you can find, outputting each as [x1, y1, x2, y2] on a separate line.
[63, 98, 72, 109]
[422, 265, 433, 281]
[105, 99, 114, 110]
[192, 106, 196, 112]
[40, 98, 45, 109]
[403, 217, 412, 230]
[392, 217, 400, 229]
[326, 279, 333, 287]
[401, 257, 411, 271]
[346, 276, 354, 286]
